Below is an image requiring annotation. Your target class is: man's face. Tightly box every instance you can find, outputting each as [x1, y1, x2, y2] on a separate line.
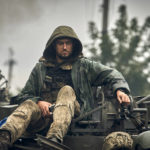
[55, 38, 73, 61]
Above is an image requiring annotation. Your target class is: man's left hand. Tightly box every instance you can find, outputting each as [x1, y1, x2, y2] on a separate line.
[116, 90, 130, 105]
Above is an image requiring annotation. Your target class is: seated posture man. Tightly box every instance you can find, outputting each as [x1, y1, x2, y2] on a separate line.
[0, 25, 131, 150]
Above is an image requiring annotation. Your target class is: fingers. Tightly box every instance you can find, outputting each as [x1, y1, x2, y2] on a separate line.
[37, 101, 52, 117]
[42, 105, 51, 117]
[116, 90, 130, 105]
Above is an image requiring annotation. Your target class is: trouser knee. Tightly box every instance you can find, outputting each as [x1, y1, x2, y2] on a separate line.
[13, 99, 41, 123]
[21, 99, 36, 107]
[58, 85, 74, 95]
[56, 85, 76, 117]
[57, 85, 76, 102]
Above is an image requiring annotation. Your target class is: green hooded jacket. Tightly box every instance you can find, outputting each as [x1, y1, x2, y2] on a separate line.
[12, 25, 130, 113]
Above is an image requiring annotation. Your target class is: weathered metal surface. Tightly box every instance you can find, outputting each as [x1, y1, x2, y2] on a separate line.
[0, 104, 18, 120]
[37, 134, 72, 150]
[64, 135, 104, 150]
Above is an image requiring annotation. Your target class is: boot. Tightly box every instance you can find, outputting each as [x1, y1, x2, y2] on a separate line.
[48, 137, 61, 144]
[0, 130, 11, 150]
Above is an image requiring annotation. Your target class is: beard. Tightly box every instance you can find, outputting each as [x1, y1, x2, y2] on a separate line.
[56, 53, 72, 60]
[56, 50, 73, 60]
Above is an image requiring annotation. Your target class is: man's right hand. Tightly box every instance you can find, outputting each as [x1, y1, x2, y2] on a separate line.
[37, 101, 52, 117]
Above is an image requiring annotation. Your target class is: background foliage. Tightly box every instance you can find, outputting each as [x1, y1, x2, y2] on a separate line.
[86, 5, 150, 96]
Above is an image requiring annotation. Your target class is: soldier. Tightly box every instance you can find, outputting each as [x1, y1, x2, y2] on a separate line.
[0, 25, 131, 150]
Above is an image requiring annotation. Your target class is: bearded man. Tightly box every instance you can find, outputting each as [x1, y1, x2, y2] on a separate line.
[0, 26, 130, 150]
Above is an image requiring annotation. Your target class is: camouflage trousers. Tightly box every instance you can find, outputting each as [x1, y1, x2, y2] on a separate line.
[0, 85, 80, 144]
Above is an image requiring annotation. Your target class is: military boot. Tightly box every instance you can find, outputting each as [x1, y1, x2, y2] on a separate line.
[0, 130, 11, 150]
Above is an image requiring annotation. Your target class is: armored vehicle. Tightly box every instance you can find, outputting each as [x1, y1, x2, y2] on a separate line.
[0, 71, 150, 150]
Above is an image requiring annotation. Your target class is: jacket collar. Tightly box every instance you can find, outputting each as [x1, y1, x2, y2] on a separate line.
[39, 57, 72, 70]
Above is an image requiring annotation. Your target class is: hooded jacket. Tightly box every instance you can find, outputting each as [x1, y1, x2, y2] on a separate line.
[12, 26, 130, 113]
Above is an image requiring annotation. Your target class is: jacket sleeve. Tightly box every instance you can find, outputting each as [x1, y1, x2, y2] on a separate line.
[11, 63, 45, 104]
[85, 59, 130, 94]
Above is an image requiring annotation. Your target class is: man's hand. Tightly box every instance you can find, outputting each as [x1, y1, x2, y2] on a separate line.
[37, 101, 52, 117]
[116, 90, 130, 105]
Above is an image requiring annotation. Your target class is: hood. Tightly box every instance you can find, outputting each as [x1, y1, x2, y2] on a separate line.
[43, 25, 83, 62]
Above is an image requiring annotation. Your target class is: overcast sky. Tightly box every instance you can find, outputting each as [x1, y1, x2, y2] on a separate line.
[0, 0, 150, 95]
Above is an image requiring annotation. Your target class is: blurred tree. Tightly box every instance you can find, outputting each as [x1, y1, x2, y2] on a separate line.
[86, 5, 150, 96]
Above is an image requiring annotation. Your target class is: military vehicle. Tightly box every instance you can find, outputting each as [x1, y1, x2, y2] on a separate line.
[0, 70, 150, 150]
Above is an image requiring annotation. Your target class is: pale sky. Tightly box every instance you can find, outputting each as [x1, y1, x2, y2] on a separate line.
[0, 0, 150, 95]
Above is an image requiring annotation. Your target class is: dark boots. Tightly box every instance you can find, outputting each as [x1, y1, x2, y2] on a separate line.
[49, 137, 61, 144]
[0, 130, 11, 150]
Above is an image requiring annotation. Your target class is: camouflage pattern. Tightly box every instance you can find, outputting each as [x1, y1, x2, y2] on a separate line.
[40, 63, 73, 104]
[0, 85, 80, 144]
[2, 25, 131, 145]
[0, 100, 47, 143]
[13, 26, 130, 113]
[46, 85, 80, 142]
[102, 131, 133, 150]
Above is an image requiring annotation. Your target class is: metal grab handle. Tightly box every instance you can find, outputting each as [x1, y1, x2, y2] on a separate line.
[136, 95, 150, 105]
[73, 104, 106, 123]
